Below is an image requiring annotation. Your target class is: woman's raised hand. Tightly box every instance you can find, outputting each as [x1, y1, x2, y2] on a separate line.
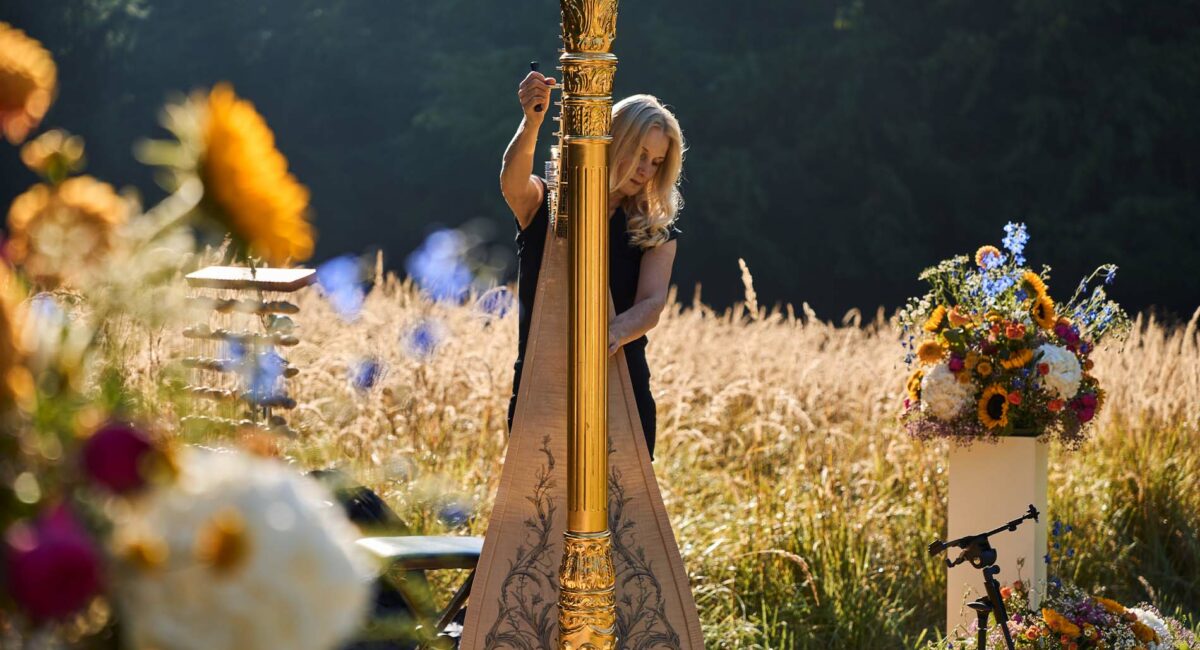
[518, 71, 556, 123]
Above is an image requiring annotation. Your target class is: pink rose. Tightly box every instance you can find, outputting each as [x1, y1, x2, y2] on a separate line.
[948, 357, 965, 372]
[82, 421, 154, 493]
[4, 505, 103, 621]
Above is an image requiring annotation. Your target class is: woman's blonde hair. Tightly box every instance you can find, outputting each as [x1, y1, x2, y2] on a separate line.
[609, 94, 685, 249]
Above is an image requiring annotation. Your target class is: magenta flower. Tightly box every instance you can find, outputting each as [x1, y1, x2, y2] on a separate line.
[4, 505, 103, 621]
[82, 421, 154, 493]
[948, 356, 965, 372]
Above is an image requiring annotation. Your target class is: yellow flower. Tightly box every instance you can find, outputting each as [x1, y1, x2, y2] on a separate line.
[1032, 294, 1056, 330]
[1042, 608, 1081, 638]
[923, 305, 946, 332]
[964, 351, 981, 370]
[1131, 621, 1158, 644]
[906, 369, 924, 401]
[6, 176, 129, 287]
[201, 83, 313, 266]
[194, 507, 251, 575]
[979, 384, 1010, 429]
[20, 128, 84, 182]
[917, 340, 945, 365]
[976, 361, 993, 377]
[0, 22, 56, 144]
[975, 245, 1002, 268]
[1022, 270, 1048, 299]
[947, 306, 972, 327]
[1000, 347, 1034, 370]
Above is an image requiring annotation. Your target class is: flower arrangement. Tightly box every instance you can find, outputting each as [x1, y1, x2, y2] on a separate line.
[898, 223, 1130, 446]
[948, 578, 1198, 650]
[0, 24, 373, 649]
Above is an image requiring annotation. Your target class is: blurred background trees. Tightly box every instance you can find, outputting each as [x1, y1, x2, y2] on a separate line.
[2, 0, 1197, 317]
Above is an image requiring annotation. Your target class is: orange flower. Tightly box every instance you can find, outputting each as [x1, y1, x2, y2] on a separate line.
[1094, 597, 1125, 615]
[0, 263, 32, 409]
[976, 361, 994, 377]
[1007, 391, 1022, 405]
[1047, 399, 1064, 413]
[1005, 322, 1027, 340]
[947, 306, 972, 327]
[0, 22, 57, 144]
[201, 84, 314, 265]
[1042, 608, 1081, 638]
[906, 369, 924, 401]
[1131, 621, 1158, 644]
[975, 245, 1003, 268]
[20, 128, 84, 182]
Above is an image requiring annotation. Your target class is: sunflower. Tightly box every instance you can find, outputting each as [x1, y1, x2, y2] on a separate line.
[1000, 347, 1034, 370]
[1022, 270, 1048, 299]
[978, 384, 1010, 429]
[906, 369, 924, 401]
[916, 340, 945, 365]
[975, 245, 1002, 268]
[1094, 597, 1125, 615]
[201, 83, 313, 266]
[922, 305, 946, 332]
[0, 22, 56, 144]
[1031, 294, 1056, 330]
[6, 176, 129, 287]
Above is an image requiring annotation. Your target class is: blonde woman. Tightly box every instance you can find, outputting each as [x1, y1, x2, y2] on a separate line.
[501, 71, 685, 459]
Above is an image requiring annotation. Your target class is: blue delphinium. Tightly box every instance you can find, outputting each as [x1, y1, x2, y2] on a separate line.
[1002, 222, 1029, 266]
[404, 318, 443, 359]
[476, 286, 514, 319]
[350, 357, 384, 391]
[316, 255, 365, 322]
[406, 229, 473, 303]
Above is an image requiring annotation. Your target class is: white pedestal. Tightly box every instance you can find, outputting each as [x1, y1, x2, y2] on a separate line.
[946, 437, 1047, 639]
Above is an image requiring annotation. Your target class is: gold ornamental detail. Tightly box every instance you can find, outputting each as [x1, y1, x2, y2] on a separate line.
[562, 60, 616, 97]
[559, 532, 617, 650]
[562, 99, 612, 138]
[561, 0, 618, 53]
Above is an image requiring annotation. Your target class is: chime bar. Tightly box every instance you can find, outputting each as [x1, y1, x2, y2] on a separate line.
[180, 356, 300, 378]
[188, 297, 301, 315]
[183, 385, 297, 410]
[182, 325, 300, 347]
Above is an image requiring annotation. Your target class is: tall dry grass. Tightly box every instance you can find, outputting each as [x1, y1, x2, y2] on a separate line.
[134, 264, 1200, 649]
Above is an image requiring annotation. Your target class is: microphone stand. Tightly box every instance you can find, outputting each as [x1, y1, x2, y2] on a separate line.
[928, 505, 1039, 650]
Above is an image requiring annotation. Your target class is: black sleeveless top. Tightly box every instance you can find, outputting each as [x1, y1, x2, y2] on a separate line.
[514, 180, 680, 366]
[509, 179, 679, 457]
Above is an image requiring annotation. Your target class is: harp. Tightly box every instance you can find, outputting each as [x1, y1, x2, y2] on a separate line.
[459, 2, 702, 648]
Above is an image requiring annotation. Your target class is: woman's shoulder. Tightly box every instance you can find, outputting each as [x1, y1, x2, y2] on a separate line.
[516, 177, 550, 235]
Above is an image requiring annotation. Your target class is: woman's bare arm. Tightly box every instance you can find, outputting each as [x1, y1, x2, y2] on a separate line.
[501, 71, 556, 228]
[609, 240, 677, 354]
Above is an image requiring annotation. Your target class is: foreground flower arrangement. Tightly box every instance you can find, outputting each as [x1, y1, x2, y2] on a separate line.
[0, 24, 372, 649]
[898, 223, 1130, 447]
[948, 578, 1198, 650]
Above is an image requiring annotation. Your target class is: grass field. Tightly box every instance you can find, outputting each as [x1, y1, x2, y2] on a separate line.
[136, 264, 1200, 649]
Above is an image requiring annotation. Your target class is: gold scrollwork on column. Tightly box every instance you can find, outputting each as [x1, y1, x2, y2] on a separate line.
[561, 0, 619, 53]
[562, 99, 612, 138]
[562, 61, 617, 97]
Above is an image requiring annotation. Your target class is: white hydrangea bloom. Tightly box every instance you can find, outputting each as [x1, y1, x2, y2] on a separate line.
[920, 363, 975, 420]
[115, 449, 372, 650]
[1127, 607, 1171, 649]
[1034, 343, 1082, 400]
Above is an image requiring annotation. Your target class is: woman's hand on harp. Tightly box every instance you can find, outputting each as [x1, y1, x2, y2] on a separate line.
[518, 71, 557, 123]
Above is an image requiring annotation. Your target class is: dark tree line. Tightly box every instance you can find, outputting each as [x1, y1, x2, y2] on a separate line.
[2, 0, 1198, 317]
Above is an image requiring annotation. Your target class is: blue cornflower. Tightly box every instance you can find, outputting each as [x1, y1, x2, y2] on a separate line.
[245, 347, 287, 404]
[1015, 289, 1028, 302]
[406, 229, 473, 303]
[405, 319, 443, 359]
[1052, 520, 1062, 536]
[1066, 548, 1075, 558]
[350, 357, 384, 391]
[316, 255, 365, 322]
[1002, 222, 1029, 266]
[1043, 553, 1051, 564]
[1105, 266, 1118, 285]
[1050, 577, 1062, 589]
[438, 500, 471, 528]
[476, 286, 514, 319]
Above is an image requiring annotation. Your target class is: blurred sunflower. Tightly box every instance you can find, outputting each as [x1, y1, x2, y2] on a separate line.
[1031, 294, 1056, 330]
[974, 245, 1002, 269]
[6, 176, 129, 287]
[916, 340, 944, 365]
[0, 22, 56, 144]
[906, 369, 923, 401]
[978, 384, 1009, 429]
[138, 83, 314, 266]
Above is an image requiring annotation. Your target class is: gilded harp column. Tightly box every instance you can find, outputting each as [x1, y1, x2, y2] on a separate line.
[556, 1, 619, 649]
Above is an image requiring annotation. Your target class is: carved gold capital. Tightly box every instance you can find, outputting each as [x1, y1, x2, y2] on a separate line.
[560, 0, 619, 53]
[559, 532, 617, 649]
